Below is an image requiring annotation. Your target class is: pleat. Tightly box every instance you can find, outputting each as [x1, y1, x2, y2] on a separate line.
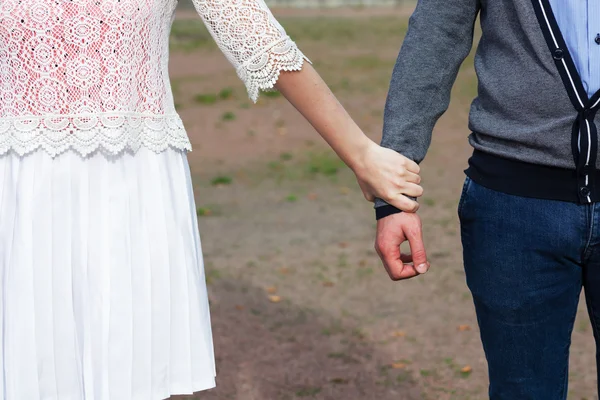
[74, 150, 95, 400]
[160, 150, 193, 393]
[86, 151, 112, 400]
[0, 154, 13, 399]
[0, 148, 216, 400]
[139, 149, 172, 400]
[6, 151, 41, 399]
[128, 151, 153, 400]
[183, 154, 216, 383]
[31, 150, 58, 398]
[108, 153, 133, 400]
[180, 153, 216, 386]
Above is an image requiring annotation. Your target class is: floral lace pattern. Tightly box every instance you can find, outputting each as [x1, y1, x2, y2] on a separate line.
[0, 0, 307, 157]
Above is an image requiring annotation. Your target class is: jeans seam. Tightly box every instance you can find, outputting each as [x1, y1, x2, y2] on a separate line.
[560, 287, 581, 400]
[583, 203, 596, 261]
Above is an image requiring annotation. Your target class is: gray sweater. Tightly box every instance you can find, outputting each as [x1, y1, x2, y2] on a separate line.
[375, 0, 600, 216]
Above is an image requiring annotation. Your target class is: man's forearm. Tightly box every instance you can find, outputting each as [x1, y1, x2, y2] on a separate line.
[376, 0, 481, 218]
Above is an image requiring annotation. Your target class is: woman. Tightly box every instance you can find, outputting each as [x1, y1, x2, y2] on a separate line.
[0, 0, 422, 398]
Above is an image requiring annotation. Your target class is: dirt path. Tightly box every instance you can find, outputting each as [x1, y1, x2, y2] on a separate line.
[168, 11, 598, 400]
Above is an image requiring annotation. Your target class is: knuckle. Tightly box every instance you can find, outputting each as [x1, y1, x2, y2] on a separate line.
[374, 241, 383, 255]
[389, 271, 402, 281]
[383, 190, 395, 201]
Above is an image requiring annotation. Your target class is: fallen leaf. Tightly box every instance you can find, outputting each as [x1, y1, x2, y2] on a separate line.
[391, 363, 407, 369]
[322, 281, 334, 287]
[277, 127, 287, 136]
[359, 260, 367, 267]
[278, 267, 290, 274]
[339, 186, 350, 195]
[338, 242, 348, 248]
[458, 324, 471, 331]
[307, 193, 318, 200]
[392, 331, 406, 338]
[235, 305, 244, 311]
[268, 295, 281, 303]
[266, 286, 277, 294]
[461, 365, 472, 373]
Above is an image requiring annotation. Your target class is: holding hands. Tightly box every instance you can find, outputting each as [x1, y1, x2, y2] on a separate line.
[353, 142, 423, 212]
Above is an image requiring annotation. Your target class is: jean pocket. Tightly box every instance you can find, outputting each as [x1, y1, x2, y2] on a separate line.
[457, 176, 473, 219]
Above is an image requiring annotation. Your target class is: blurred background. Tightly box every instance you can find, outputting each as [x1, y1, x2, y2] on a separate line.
[169, 2, 597, 399]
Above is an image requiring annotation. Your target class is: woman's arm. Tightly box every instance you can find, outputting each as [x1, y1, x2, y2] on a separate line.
[276, 63, 422, 212]
[191, 0, 422, 211]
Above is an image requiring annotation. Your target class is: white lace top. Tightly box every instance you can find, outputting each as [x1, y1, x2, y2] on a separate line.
[0, 0, 308, 157]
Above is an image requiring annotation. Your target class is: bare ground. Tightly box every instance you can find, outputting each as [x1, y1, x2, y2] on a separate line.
[168, 9, 598, 400]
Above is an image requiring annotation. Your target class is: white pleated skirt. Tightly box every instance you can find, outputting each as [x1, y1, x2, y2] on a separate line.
[0, 147, 216, 400]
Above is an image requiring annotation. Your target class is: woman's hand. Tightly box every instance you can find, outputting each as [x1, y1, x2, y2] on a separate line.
[353, 142, 423, 212]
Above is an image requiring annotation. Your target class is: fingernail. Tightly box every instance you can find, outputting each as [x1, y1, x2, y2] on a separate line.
[416, 263, 429, 274]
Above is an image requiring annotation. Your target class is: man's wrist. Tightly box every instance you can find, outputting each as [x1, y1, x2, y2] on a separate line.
[375, 205, 403, 220]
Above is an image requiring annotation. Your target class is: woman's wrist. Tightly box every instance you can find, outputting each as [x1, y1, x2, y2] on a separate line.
[340, 133, 376, 174]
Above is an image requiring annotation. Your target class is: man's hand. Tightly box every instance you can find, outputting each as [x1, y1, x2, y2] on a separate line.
[375, 212, 429, 280]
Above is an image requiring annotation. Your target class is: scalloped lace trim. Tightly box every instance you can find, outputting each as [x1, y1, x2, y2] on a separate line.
[239, 37, 311, 103]
[0, 113, 192, 158]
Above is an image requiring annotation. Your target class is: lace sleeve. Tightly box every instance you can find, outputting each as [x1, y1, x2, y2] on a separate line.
[190, 0, 309, 102]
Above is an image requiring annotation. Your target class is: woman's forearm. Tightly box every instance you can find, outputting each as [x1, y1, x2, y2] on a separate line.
[274, 62, 422, 212]
[274, 63, 372, 172]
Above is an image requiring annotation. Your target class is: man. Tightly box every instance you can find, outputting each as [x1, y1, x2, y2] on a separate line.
[374, 1, 600, 398]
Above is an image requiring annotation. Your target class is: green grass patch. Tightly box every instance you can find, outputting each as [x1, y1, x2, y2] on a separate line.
[280, 152, 293, 161]
[194, 93, 218, 105]
[221, 111, 236, 121]
[210, 175, 233, 186]
[262, 90, 281, 98]
[219, 87, 234, 100]
[307, 152, 345, 176]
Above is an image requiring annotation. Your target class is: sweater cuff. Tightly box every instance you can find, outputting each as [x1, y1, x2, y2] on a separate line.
[375, 205, 403, 220]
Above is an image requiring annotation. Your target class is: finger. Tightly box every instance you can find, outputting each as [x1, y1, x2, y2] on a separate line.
[403, 159, 420, 174]
[386, 195, 420, 213]
[405, 223, 429, 274]
[379, 242, 421, 280]
[403, 171, 421, 185]
[376, 234, 404, 280]
[400, 182, 424, 198]
[382, 256, 421, 280]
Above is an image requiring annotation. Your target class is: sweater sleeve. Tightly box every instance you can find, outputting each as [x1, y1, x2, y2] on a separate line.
[375, 0, 481, 219]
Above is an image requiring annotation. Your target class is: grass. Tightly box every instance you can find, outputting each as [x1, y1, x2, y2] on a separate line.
[262, 90, 282, 98]
[280, 152, 293, 161]
[306, 151, 345, 176]
[194, 93, 218, 105]
[221, 111, 236, 121]
[193, 88, 234, 105]
[219, 87, 234, 99]
[210, 175, 233, 186]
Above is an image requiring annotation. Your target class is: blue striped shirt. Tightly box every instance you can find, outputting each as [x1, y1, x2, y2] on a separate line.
[549, 0, 600, 97]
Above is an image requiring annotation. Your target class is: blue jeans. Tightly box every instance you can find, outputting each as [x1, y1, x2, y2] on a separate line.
[459, 176, 600, 399]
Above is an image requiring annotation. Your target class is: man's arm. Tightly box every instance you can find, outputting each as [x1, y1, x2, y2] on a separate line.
[375, 0, 481, 219]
